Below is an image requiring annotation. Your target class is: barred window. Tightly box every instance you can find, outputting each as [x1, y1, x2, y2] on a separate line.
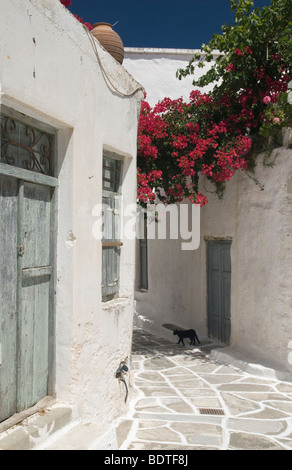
[0, 110, 54, 176]
[102, 156, 123, 302]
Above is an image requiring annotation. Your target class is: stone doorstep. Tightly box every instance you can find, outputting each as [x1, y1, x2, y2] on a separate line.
[39, 422, 118, 451]
[0, 406, 73, 451]
[0, 405, 118, 451]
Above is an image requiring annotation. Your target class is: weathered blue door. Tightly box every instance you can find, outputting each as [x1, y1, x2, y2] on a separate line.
[207, 240, 231, 344]
[17, 180, 53, 412]
[0, 109, 57, 423]
[0, 176, 54, 422]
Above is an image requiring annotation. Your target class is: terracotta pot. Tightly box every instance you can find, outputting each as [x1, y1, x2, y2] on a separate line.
[91, 22, 124, 64]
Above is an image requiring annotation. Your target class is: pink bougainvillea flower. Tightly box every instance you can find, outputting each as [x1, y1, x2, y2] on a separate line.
[262, 95, 271, 105]
[60, 0, 72, 6]
[274, 117, 280, 123]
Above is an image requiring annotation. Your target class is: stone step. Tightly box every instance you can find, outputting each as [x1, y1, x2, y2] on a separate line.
[0, 406, 73, 451]
[37, 422, 118, 450]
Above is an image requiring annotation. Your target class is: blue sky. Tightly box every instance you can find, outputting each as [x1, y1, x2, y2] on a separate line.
[68, 0, 271, 49]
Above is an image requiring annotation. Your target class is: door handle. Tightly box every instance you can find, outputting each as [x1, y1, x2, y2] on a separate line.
[17, 245, 25, 256]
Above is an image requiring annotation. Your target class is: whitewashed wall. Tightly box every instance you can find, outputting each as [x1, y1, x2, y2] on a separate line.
[124, 48, 216, 106]
[124, 48, 292, 378]
[201, 145, 292, 377]
[0, 0, 143, 425]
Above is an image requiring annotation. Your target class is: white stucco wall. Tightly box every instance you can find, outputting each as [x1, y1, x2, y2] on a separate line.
[125, 48, 292, 377]
[124, 48, 216, 106]
[0, 0, 143, 424]
[201, 145, 292, 376]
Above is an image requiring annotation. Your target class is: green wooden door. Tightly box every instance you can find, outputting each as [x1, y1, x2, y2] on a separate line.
[207, 240, 231, 344]
[17, 181, 53, 411]
[0, 177, 54, 422]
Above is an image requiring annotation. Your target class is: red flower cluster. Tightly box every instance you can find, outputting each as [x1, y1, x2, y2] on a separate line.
[73, 14, 93, 31]
[137, 90, 254, 207]
[137, 171, 156, 204]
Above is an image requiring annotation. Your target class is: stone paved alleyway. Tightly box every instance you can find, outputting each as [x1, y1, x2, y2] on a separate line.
[116, 329, 292, 450]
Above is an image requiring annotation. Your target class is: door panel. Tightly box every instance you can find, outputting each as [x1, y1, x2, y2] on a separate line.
[17, 182, 52, 411]
[18, 274, 50, 409]
[0, 177, 53, 422]
[21, 183, 51, 269]
[207, 240, 231, 343]
[0, 176, 18, 422]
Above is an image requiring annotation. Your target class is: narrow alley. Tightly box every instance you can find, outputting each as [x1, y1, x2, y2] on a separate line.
[116, 329, 292, 450]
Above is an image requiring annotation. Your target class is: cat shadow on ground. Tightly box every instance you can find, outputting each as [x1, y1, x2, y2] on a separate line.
[132, 328, 226, 359]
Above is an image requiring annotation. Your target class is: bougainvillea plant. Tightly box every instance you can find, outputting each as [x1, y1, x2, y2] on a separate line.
[137, 92, 253, 207]
[137, 0, 292, 206]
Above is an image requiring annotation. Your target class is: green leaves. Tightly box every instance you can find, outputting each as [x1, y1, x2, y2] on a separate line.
[179, 0, 291, 88]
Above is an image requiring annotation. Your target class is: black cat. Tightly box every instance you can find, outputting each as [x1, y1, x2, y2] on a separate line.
[173, 329, 200, 346]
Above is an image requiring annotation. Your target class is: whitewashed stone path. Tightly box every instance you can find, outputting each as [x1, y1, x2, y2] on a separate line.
[116, 329, 292, 450]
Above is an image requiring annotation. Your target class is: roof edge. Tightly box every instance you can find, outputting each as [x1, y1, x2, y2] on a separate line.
[124, 47, 221, 57]
[124, 47, 199, 55]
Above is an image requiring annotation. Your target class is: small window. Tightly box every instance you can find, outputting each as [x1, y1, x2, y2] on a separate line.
[102, 155, 123, 302]
[103, 157, 122, 193]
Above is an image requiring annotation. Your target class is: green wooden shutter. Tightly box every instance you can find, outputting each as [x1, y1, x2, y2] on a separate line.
[102, 155, 122, 302]
[102, 192, 122, 301]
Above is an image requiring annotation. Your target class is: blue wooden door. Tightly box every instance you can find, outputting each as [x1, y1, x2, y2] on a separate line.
[0, 177, 53, 422]
[17, 181, 53, 411]
[0, 109, 57, 422]
[0, 177, 54, 422]
[207, 240, 231, 344]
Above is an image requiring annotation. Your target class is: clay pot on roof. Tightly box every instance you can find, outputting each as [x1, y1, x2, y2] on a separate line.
[91, 22, 124, 64]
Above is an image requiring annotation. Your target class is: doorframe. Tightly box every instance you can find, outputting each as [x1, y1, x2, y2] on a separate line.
[0, 106, 58, 423]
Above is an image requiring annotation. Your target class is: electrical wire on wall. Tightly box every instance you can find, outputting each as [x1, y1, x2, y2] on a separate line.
[83, 25, 145, 98]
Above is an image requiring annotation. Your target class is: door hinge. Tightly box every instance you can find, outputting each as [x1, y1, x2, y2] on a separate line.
[17, 245, 25, 256]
